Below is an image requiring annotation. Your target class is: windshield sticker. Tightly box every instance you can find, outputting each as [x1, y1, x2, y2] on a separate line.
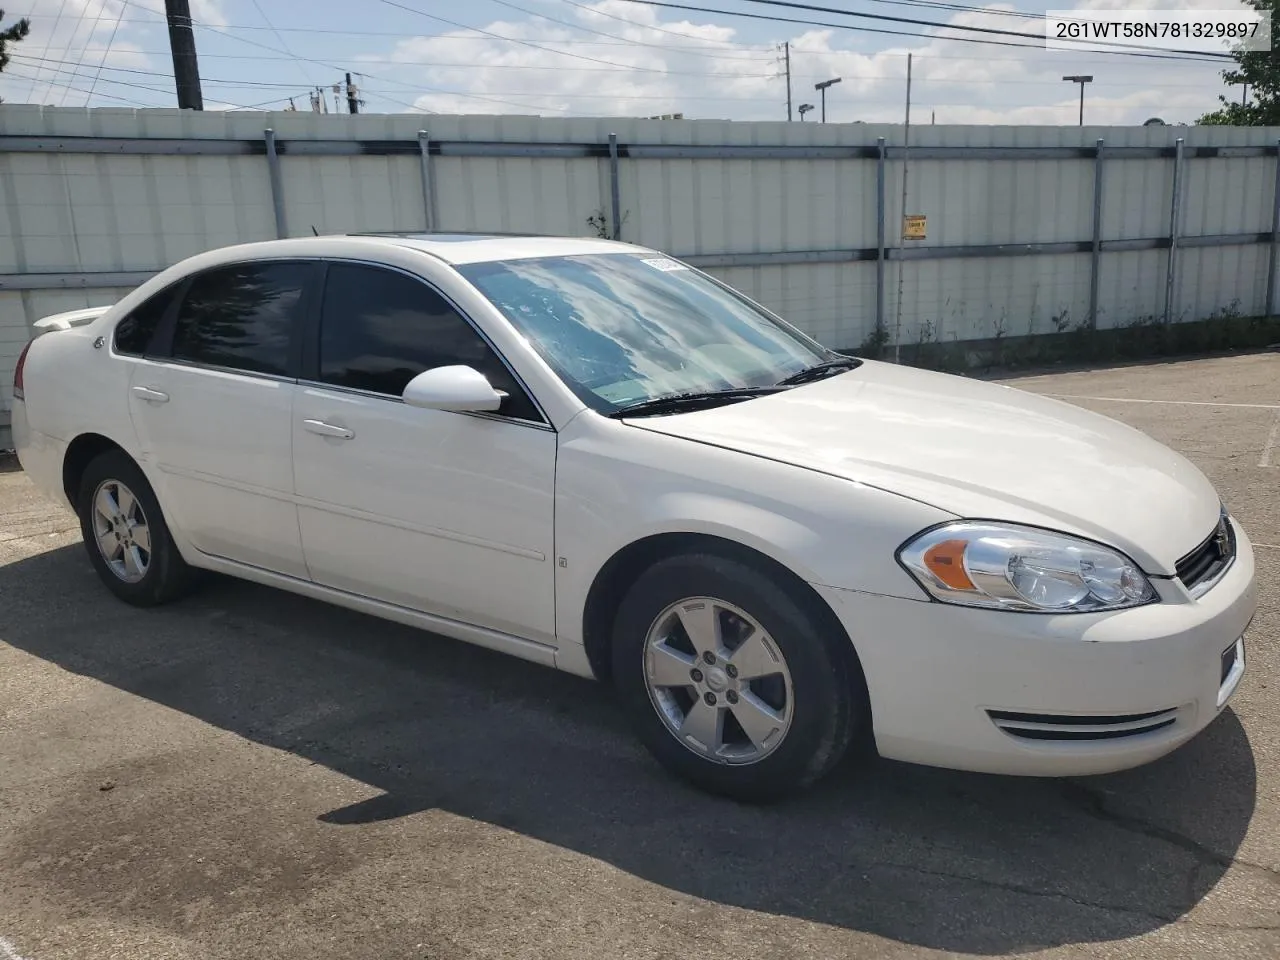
[641, 257, 689, 272]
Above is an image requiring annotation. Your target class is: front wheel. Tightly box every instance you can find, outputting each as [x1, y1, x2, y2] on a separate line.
[612, 553, 863, 802]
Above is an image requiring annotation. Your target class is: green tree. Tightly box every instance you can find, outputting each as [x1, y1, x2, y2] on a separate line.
[1199, 0, 1280, 124]
[0, 10, 30, 77]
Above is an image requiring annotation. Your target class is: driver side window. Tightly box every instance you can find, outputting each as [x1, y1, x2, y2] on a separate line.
[317, 263, 541, 423]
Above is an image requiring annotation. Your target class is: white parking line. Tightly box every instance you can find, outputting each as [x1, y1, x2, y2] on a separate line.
[1260, 412, 1280, 467]
[0, 937, 30, 960]
[1045, 394, 1280, 410]
[1253, 542, 1280, 550]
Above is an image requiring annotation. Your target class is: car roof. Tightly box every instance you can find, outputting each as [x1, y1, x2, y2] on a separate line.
[351, 232, 653, 265]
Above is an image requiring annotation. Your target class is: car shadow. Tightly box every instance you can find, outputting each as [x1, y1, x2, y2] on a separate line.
[0, 543, 1259, 955]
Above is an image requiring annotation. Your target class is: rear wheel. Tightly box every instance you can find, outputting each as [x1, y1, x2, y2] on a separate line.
[612, 553, 862, 802]
[76, 450, 195, 606]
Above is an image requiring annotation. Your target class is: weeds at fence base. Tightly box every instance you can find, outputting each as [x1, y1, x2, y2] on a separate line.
[852, 313, 1280, 373]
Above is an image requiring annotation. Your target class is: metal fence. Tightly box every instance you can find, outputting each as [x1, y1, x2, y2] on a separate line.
[3, 107, 1280, 443]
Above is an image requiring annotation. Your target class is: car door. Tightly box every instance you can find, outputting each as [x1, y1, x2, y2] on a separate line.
[292, 261, 557, 642]
[127, 259, 318, 579]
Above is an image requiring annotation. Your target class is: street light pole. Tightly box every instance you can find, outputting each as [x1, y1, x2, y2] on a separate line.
[1063, 75, 1093, 126]
[814, 76, 842, 123]
[798, 103, 814, 121]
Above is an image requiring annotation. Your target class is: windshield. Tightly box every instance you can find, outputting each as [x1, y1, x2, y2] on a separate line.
[457, 253, 829, 413]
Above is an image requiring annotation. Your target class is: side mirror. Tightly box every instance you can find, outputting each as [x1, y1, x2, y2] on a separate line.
[402, 365, 506, 413]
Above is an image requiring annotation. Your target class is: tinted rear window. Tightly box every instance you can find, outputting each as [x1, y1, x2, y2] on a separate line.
[172, 262, 311, 376]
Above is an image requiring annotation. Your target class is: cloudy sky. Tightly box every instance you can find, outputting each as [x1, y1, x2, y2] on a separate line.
[0, 0, 1254, 124]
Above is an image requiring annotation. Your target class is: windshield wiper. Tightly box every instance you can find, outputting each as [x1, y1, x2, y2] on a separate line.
[775, 355, 862, 386]
[609, 386, 787, 419]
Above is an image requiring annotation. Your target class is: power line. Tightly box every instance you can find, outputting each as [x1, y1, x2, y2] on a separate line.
[24, 0, 73, 99]
[11, 62, 304, 111]
[54, 0, 107, 107]
[482, 0, 771, 61]
[818, 0, 1043, 22]
[130, 46, 1226, 71]
[14, 51, 1225, 92]
[13, 46, 779, 78]
[374, 0, 722, 74]
[249, 0, 315, 87]
[15, 10, 779, 53]
[11, 53, 344, 91]
[87, 5, 128, 104]
[6, 67, 153, 106]
[554, 0, 775, 50]
[617, 0, 1233, 64]
[181, 15, 570, 113]
[716, 0, 1233, 59]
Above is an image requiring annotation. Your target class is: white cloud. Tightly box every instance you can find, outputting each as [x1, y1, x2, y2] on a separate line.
[190, 0, 228, 31]
[349, 0, 1232, 125]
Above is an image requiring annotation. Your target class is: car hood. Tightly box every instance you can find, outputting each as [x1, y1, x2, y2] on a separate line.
[627, 360, 1220, 575]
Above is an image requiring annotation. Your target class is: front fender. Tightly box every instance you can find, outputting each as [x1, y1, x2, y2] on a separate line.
[553, 414, 951, 654]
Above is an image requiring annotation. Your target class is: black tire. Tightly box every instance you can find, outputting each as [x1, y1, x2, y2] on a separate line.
[76, 449, 196, 607]
[612, 552, 863, 802]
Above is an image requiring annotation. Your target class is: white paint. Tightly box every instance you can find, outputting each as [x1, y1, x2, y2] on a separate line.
[1045, 394, 1280, 410]
[1259, 411, 1280, 467]
[12, 234, 1259, 786]
[0, 935, 31, 960]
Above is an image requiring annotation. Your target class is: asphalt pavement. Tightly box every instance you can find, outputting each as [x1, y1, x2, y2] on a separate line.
[1, 352, 1278, 959]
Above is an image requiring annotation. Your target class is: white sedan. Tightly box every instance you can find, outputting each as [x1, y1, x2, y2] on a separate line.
[12, 233, 1257, 801]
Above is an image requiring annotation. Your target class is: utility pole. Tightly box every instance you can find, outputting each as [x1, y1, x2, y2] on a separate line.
[892, 52, 913, 364]
[164, 0, 203, 110]
[345, 72, 360, 114]
[784, 41, 792, 121]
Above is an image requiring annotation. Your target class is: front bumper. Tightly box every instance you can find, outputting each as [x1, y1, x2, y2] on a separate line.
[815, 519, 1258, 776]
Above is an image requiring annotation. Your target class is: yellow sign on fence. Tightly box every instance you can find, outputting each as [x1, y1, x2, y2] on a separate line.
[903, 214, 927, 240]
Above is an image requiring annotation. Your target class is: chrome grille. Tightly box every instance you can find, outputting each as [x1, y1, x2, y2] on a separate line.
[1176, 515, 1235, 597]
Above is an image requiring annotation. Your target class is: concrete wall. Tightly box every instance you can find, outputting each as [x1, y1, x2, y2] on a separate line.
[3, 105, 1280, 444]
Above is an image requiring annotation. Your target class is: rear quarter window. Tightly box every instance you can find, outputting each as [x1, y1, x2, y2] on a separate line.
[113, 285, 180, 356]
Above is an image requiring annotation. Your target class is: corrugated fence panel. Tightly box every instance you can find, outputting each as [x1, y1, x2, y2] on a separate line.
[1098, 250, 1167, 327]
[1180, 156, 1272, 237]
[887, 253, 1093, 345]
[283, 155, 426, 237]
[6, 108, 1280, 442]
[705, 262, 878, 349]
[429, 155, 605, 237]
[1177, 245, 1270, 321]
[0, 286, 134, 415]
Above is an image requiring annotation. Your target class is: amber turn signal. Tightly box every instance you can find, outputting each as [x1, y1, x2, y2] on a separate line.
[922, 538, 976, 591]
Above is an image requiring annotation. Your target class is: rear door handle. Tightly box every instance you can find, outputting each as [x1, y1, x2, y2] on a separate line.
[131, 385, 169, 403]
[303, 419, 354, 440]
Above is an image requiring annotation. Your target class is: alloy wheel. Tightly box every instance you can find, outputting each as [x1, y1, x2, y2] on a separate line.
[643, 596, 794, 765]
[91, 478, 152, 584]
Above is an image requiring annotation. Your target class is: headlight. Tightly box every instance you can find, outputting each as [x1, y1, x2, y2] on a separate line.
[898, 522, 1156, 613]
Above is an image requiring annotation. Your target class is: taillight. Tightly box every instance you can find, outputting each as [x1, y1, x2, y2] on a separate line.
[13, 339, 33, 400]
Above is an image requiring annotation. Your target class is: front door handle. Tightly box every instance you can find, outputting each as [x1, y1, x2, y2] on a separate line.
[303, 419, 354, 440]
[131, 385, 169, 403]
